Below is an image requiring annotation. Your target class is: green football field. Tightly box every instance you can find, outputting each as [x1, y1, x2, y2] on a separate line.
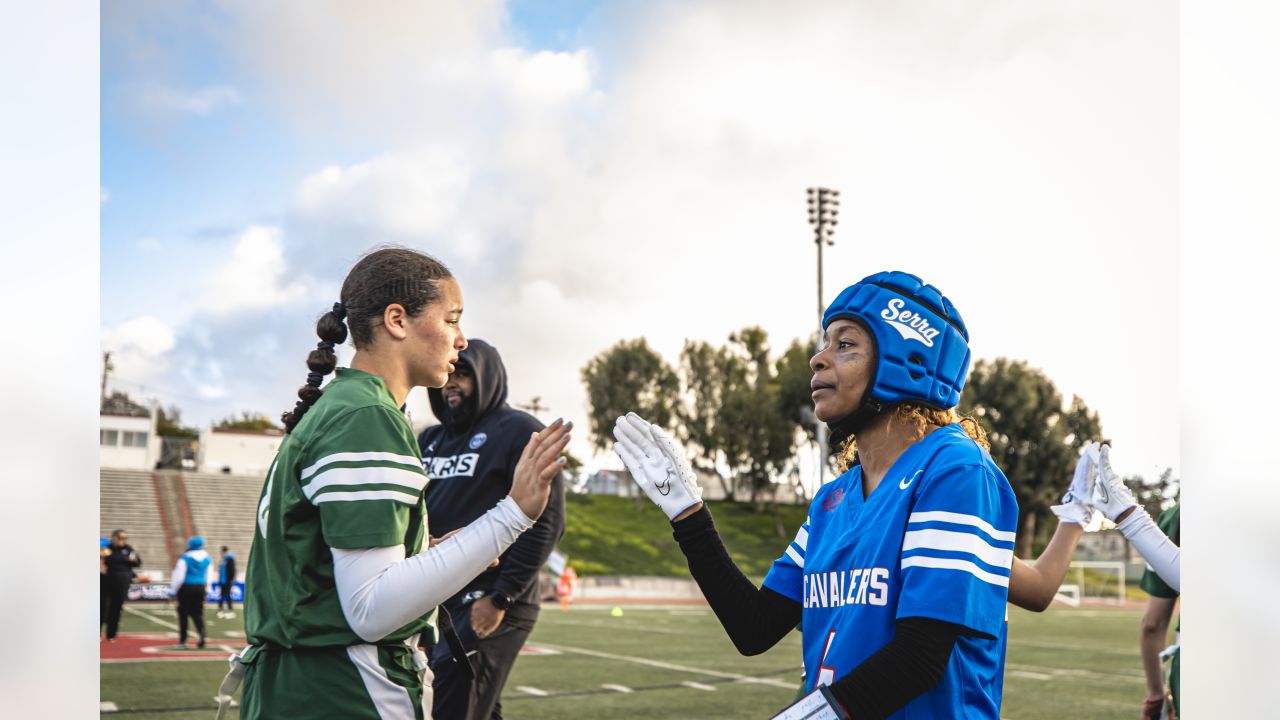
[100, 602, 1162, 719]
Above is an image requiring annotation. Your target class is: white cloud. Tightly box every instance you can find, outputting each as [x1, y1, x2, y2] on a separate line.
[201, 225, 308, 315]
[101, 316, 177, 392]
[100, 187, 109, 205]
[140, 84, 242, 116]
[104, 1, 1177, 480]
[136, 236, 162, 251]
[294, 148, 472, 239]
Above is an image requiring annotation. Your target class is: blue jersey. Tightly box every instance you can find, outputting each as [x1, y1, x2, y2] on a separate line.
[180, 549, 212, 586]
[763, 424, 1018, 719]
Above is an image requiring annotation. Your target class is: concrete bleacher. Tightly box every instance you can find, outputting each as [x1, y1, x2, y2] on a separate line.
[182, 471, 263, 580]
[99, 469, 170, 578]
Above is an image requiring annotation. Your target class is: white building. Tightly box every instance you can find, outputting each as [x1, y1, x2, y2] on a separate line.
[100, 402, 160, 470]
[198, 427, 284, 476]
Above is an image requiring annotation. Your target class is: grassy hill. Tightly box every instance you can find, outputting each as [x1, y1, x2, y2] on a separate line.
[559, 494, 809, 576]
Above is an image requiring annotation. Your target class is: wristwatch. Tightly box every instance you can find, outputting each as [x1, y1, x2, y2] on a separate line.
[487, 591, 514, 611]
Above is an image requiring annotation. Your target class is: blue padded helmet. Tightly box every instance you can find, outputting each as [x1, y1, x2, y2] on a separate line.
[187, 536, 205, 551]
[823, 270, 971, 411]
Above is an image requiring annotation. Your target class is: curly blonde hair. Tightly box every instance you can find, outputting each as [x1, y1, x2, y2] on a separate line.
[836, 404, 989, 473]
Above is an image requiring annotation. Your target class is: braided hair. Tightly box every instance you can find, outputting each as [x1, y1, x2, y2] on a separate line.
[281, 247, 453, 433]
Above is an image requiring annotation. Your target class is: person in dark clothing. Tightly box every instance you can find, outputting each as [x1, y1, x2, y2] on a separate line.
[100, 529, 142, 641]
[419, 338, 566, 720]
[217, 546, 237, 618]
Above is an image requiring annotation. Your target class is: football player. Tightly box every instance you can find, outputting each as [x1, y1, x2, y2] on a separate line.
[616, 271, 1017, 719]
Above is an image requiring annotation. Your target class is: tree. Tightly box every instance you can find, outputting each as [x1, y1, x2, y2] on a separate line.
[216, 411, 282, 432]
[580, 338, 679, 452]
[775, 336, 818, 445]
[156, 405, 198, 439]
[677, 339, 740, 500]
[716, 328, 797, 507]
[959, 358, 1103, 558]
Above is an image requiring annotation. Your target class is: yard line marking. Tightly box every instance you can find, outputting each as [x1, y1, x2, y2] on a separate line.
[601, 684, 633, 693]
[516, 686, 549, 696]
[100, 701, 119, 712]
[124, 605, 181, 632]
[1004, 662, 1144, 681]
[534, 642, 797, 689]
[681, 681, 717, 691]
[1008, 670, 1052, 681]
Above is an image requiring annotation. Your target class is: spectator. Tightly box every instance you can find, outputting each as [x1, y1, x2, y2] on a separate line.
[101, 529, 141, 642]
[217, 546, 237, 619]
[419, 338, 567, 720]
[170, 536, 212, 648]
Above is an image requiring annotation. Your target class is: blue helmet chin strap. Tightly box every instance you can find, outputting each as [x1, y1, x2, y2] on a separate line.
[820, 271, 972, 454]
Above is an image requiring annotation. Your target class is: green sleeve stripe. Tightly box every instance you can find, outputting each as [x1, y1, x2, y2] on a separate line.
[301, 451, 422, 482]
[312, 488, 422, 506]
[302, 466, 427, 502]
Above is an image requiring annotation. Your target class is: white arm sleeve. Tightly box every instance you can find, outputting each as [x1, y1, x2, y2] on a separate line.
[170, 558, 187, 595]
[332, 496, 535, 643]
[1116, 508, 1180, 593]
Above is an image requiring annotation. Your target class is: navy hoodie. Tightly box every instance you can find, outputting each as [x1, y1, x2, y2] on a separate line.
[418, 339, 566, 618]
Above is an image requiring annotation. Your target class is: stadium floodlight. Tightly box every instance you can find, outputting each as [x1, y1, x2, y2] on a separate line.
[806, 186, 841, 486]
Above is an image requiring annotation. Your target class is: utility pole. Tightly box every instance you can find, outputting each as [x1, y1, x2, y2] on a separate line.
[518, 396, 549, 417]
[806, 187, 840, 486]
[101, 351, 113, 409]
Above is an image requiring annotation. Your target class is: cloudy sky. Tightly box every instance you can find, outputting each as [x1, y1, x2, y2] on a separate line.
[102, 0, 1177, 488]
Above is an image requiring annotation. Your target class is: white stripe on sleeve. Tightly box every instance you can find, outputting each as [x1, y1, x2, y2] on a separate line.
[900, 555, 1010, 587]
[312, 489, 423, 506]
[907, 510, 1016, 543]
[794, 525, 809, 551]
[902, 528, 1014, 569]
[303, 466, 428, 501]
[784, 545, 805, 568]
[301, 451, 423, 482]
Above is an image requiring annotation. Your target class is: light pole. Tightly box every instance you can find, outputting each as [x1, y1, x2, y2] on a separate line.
[807, 187, 839, 486]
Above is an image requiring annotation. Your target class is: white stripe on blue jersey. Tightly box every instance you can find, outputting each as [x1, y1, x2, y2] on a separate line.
[900, 556, 1010, 587]
[906, 510, 1016, 542]
[901, 528, 1014, 569]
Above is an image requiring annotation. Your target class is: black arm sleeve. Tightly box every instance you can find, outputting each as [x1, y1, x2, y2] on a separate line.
[671, 506, 800, 655]
[492, 468, 566, 599]
[826, 616, 965, 718]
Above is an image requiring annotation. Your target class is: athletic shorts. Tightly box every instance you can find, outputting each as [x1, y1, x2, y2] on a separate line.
[240, 641, 432, 719]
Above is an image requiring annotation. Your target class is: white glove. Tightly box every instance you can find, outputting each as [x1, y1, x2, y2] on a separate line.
[1088, 443, 1138, 522]
[1050, 442, 1103, 530]
[612, 413, 703, 521]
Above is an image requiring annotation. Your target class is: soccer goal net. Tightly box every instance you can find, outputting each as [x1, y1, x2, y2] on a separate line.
[1053, 561, 1127, 607]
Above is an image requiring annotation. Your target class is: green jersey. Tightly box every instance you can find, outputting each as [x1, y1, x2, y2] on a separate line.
[1139, 502, 1179, 716]
[245, 367, 435, 649]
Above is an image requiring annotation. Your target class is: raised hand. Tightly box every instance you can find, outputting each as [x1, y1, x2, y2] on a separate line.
[509, 418, 571, 520]
[1050, 442, 1103, 530]
[612, 412, 702, 521]
[1088, 443, 1139, 522]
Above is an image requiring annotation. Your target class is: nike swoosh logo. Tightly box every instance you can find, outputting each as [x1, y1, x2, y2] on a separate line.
[899, 470, 923, 490]
[1097, 483, 1109, 504]
[655, 468, 673, 496]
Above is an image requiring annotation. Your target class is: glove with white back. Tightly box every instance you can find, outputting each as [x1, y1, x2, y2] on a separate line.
[612, 413, 703, 522]
[1050, 442, 1103, 531]
[1089, 443, 1139, 522]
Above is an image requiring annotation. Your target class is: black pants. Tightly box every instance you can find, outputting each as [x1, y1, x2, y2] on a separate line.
[218, 582, 234, 610]
[101, 573, 131, 639]
[176, 585, 207, 645]
[430, 605, 537, 720]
